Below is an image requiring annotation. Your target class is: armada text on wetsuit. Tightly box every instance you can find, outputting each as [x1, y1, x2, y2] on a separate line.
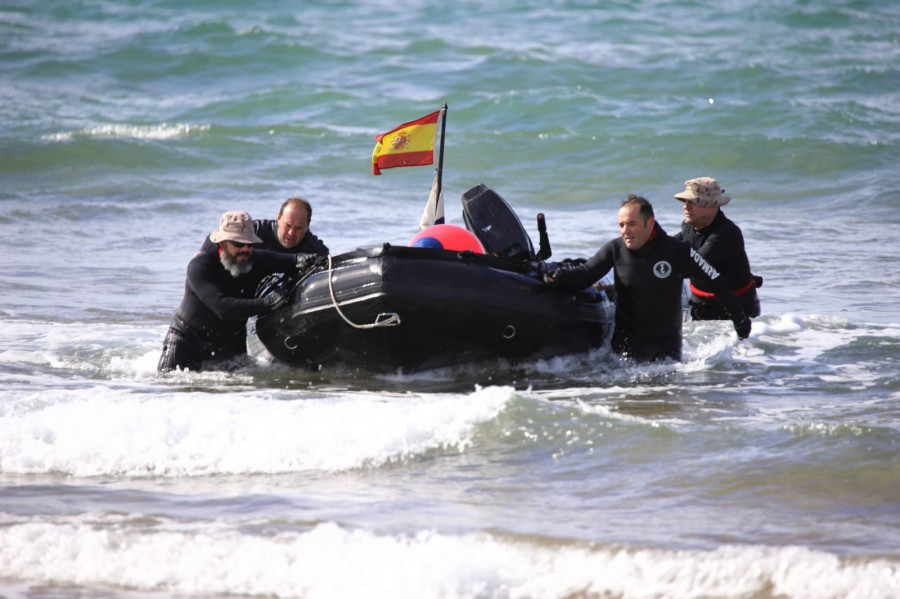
[675, 210, 761, 320]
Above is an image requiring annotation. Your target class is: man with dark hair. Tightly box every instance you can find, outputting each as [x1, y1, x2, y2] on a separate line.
[672, 177, 761, 320]
[201, 197, 329, 256]
[547, 195, 751, 362]
[159, 211, 306, 373]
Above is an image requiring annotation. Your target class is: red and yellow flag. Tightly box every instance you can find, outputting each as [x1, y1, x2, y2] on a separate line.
[371, 110, 441, 175]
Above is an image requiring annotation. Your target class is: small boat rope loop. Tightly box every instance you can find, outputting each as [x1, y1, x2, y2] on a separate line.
[326, 255, 400, 329]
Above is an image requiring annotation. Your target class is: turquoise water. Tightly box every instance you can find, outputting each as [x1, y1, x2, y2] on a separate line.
[2, 1, 899, 597]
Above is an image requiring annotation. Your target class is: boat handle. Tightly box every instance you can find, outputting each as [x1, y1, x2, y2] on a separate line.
[375, 313, 401, 326]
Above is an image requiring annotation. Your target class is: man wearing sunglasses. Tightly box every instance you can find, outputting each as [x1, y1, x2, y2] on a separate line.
[158, 210, 307, 373]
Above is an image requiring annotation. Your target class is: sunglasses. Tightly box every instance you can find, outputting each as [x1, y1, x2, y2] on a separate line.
[228, 240, 254, 248]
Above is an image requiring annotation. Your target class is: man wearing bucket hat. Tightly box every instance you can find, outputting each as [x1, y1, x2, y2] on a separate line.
[546, 195, 751, 362]
[200, 197, 329, 257]
[673, 177, 761, 321]
[158, 210, 307, 373]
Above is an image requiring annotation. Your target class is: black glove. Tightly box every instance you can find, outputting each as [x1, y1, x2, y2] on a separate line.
[295, 253, 319, 271]
[544, 268, 568, 287]
[263, 288, 288, 311]
[733, 316, 752, 340]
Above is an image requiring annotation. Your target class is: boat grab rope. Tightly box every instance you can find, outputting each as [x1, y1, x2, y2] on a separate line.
[325, 254, 400, 329]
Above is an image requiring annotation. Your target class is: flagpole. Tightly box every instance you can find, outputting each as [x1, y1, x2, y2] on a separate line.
[435, 103, 447, 200]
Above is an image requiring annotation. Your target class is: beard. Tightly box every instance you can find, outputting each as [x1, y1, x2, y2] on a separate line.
[220, 249, 253, 277]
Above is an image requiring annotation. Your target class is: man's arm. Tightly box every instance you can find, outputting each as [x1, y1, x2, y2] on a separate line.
[186, 257, 278, 320]
[252, 249, 302, 272]
[549, 241, 615, 291]
[684, 247, 751, 338]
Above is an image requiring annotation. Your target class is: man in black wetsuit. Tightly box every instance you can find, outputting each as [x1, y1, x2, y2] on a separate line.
[673, 177, 761, 321]
[200, 197, 329, 256]
[547, 195, 751, 362]
[158, 210, 305, 373]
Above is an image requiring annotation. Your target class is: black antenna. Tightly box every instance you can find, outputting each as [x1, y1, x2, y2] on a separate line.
[536, 213, 552, 260]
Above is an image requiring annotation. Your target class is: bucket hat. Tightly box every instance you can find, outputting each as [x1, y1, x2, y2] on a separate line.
[674, 177, 731, 208]
[209, 211, 263, 245]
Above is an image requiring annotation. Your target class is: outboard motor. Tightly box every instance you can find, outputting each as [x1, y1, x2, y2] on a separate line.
[462, 184, 538, 261]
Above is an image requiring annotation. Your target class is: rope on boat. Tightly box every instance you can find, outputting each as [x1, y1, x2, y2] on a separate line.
[326, 254, 400, 329]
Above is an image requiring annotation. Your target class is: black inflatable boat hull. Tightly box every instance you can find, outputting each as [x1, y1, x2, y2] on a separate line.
[253, 244, 613, 373]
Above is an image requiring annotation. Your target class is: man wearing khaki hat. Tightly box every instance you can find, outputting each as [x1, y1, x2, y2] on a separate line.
[158, 210, 307, 373]
[673, 177, 761, 321]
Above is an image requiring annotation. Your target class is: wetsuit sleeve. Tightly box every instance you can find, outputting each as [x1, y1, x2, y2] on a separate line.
[186, 259, 273, 320]
[298, 231, 329, 256]
[684, 246, 746, 322]
[557, 242, 615, 290]
[252, 249, 301, 272]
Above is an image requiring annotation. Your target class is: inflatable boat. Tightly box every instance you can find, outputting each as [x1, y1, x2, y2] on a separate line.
[252, 184, 615, 373]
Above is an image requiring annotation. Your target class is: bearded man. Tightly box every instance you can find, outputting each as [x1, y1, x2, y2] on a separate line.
[158, 210, 306, 373]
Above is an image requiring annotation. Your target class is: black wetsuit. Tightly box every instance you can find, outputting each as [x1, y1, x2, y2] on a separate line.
[675, 210, 760, 320]
[157, 249, 297, 372]
[201, 219, 329, 256]
[554, 223, 746, 362]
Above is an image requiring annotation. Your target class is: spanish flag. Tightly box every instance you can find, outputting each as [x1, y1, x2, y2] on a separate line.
[372, 110, 441, 175]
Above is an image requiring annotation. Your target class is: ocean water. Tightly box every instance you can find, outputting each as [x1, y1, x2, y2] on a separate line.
[2, 1, 900, 597]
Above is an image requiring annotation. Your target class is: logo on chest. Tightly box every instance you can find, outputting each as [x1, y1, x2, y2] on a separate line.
[653, 261, 672, 279]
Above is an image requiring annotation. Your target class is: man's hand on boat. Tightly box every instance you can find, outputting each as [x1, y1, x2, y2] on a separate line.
[539, 261, 558, 286]
[540, 258, 585, 287]
[295, 253, 320, 272]
[263, 288, 289, 312]
[543, 267, 566, 287]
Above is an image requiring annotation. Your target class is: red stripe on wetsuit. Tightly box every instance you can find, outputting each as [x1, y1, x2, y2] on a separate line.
[689, 278, 755, 300]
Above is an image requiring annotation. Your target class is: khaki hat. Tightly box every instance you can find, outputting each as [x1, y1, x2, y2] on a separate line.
[209, 211, 263, 245]
[674, 177, 731, 208]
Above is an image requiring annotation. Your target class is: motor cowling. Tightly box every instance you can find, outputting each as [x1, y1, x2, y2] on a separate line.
[461, 184, 536, 261]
